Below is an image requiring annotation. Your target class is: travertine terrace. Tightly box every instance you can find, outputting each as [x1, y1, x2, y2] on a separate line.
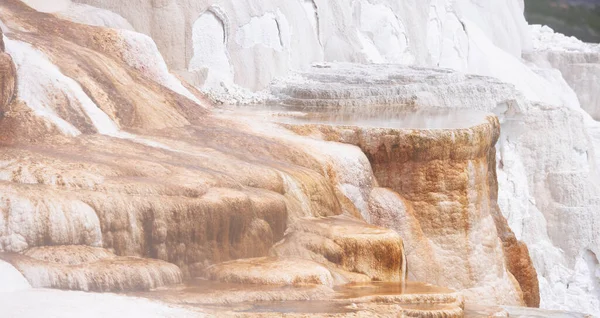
[1, 0, 599, 317]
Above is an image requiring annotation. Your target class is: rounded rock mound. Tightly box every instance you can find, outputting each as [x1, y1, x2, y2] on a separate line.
[0, 245, 182, 292]
[205, 257, 335, 287]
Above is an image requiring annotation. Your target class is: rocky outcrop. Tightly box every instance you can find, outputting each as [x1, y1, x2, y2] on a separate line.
[525, 25, 600, 119]
[269, 60, 596, 312]
[284, 115, 527, 306]
[276, 63, 538, 306]
[35, 4, 600, 313]
[0, 0, 207, 141]
[0, 2, 379, 295]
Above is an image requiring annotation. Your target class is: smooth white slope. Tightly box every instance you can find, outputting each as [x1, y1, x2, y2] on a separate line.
[20, 0, 72, 13]
[57, 3, 135, 31]
[117, 30, 202, 105]
[0, 289, 203, 317]
[0, 260, 31, 292]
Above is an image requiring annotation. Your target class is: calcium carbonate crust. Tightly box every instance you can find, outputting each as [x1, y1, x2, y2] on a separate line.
[6, 0, 600, 315]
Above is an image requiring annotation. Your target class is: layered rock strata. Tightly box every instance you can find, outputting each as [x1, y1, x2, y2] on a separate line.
[0, 0, 329, 278]
[274, 64, 540, 307]
[270, 216, 406, 285]
[0, 1, 549, 316]
[40, 1, 600, 311]
[525, 25, 600, 119]
[283, 114, 531, 306]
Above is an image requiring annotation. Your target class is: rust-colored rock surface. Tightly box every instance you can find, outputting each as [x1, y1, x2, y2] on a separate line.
[0, 27, 16, 113]
[0, 1, 343, 278]
[488, 152, 541, 307]
[284, 113, 538, 306]
[271, 215, 406, 284]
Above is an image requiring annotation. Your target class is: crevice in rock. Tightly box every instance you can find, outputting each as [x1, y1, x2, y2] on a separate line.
[304, 0, 321, 47]
[274, 17, 284, 49]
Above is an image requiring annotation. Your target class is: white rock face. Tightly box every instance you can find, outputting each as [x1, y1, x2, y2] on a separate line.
[72, 0, 528, 91]
[4, 37, 119, 136]
[116, 30, 201, 104]
[353, 1, 412, 64]
[497, 102, 600, 313]
[525, 25, 600, 120]
[189, 9, 234, 90]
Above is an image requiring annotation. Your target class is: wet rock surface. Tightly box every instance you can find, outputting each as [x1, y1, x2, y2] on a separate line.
[132, 279, 465, 317]
[270, 216, 406, 285]
[279, 104, 535, 306]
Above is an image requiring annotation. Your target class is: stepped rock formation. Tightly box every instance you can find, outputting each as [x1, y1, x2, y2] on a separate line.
[1, 0, 600, 316]
[274, 64, 541, 307]
[206, 216, 406, 288]
[270, 216, 406, 285]
[279, 97, 532, 306]
[525, 25, 600, 120]
[0, 246, 182, 292]
[68, 0, 531, 94]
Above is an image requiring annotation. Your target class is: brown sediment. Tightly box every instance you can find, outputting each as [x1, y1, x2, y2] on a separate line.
[23, 245, 116, 265]
[130, 280, 464, 317]
[0, 0, 208, 141]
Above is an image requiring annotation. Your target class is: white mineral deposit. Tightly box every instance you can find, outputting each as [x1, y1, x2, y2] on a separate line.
[0, 0, 599, 317]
